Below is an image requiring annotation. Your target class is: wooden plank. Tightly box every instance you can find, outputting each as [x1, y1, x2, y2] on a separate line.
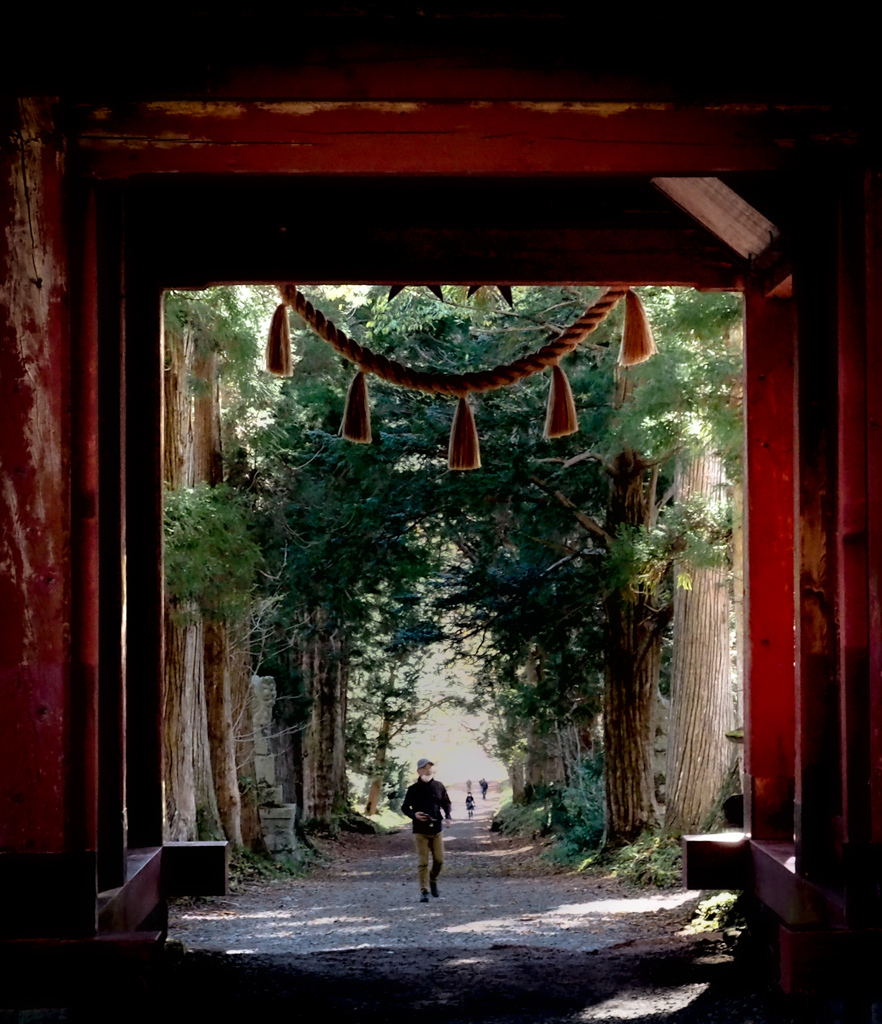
[69, 186, 100, 858]
[866, 169, 882, 850]
[681, 833, 750, 890]
[162, 841, 230, 897]
[96, 185, 128, 891]
[742, 283, 796, 840]
[751, 841, 845, 929]
[0, 97, 73, 855]
[652, 177, 779, 259]
[97, 847, 162, 933]
[71, 100, 838, 180]
[124, 178, 741, 290]
[836, 173, 872, 928]
[122, 244, 164, 850]
[792, 177, 841, 883]
[161, 231, 741, 291]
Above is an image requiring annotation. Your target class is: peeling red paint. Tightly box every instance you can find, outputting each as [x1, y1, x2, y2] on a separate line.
[0, 97, 72, 853]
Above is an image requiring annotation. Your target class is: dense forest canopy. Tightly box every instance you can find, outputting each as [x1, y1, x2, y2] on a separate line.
[162, 283, 742, 852]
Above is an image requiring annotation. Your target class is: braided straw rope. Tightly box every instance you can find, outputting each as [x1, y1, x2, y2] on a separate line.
[281, 284, 627, 397]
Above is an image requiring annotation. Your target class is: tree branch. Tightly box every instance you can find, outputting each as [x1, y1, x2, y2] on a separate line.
[528, 475, 612, 546]
[387, 696, 460, 741]
[534, 450, 605, 469]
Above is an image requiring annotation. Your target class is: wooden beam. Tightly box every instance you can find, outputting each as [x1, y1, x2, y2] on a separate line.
[70, 186, 100, 860]
[0, 98, 75, 857]
[162, 841, 230, 897]
[652, 177, 779, 260]
[743, 284, 796, 841]
[792, 177, 842, 883]
[97, 847, 163, 934]
[123, 256, 164, 850]
[96, 185, 128, 892]
[123, 179, 742, 290]
[836, 172, 872, 930]
[867, 169, 882, 852]
[72, 101, 848, 180]
[751, 841, 845, 929]
[682, 833, 750, 890]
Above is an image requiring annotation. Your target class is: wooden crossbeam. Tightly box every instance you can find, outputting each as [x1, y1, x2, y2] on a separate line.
[652, 177, 780, 260]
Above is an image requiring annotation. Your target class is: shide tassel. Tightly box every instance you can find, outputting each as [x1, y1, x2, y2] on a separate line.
[448, 396, 481, 471]
[341, 370, 372, 444]
[618, 289, 657, 367]
[544, 363, 578, 439]
[266, 303, 294, 376]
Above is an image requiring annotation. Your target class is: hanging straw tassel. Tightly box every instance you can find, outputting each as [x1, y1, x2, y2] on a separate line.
[618, 289, 657, 367]
[266, 303, 294, 376]
[448, 397, 481, 470]
[544, 363, 578, 439]
[341, 371, 372, 443]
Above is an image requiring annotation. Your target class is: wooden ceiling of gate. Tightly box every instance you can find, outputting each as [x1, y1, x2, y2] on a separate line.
[41, 11, 869, 291]
[125, 176, 761, 290]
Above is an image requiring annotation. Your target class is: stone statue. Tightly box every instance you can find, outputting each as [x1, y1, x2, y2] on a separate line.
[250, 675, 277, 758]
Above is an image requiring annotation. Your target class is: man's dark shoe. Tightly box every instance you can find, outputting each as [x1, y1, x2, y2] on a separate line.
[430, 881, 439, 898]
[420, 890, 430, 903]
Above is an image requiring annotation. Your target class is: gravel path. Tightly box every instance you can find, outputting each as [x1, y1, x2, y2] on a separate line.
[158, 785, 855, 1023]
[169, 782, 700, 956]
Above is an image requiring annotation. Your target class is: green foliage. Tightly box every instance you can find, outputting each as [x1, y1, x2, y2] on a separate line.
[164, 483, 262, 621]
[492, 798, 553, 837]
[228, 846, 314, 890]
[491, 757, 606, 864]
[686, 890, 744, 934]
[163, 282, 744, 850]
[581, 829, 684, 887]
[544, 757, 606, 862]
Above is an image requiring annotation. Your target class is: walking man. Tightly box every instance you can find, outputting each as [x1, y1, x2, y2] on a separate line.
[401, 758, 452, 903]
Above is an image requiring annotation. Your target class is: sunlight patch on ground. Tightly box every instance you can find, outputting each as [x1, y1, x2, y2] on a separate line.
[443, 891, 696, 937]
[449, 845, 535, 858]
[550, 892, 697, 916]
[306, 916, 382, 926]
[577, 983, 709, 1020]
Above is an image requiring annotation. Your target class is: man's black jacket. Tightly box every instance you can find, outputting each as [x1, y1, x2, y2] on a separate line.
[401, 778, 452, 835]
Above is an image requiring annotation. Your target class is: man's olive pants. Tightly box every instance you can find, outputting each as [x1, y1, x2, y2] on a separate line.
[413, 832, 444, 891]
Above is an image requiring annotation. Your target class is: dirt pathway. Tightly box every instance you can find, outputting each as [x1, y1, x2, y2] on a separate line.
[169, 782, 699, 956]
[160, 785, 822, 1022]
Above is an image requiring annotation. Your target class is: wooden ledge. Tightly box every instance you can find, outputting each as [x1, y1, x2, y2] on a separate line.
[682, 831, 750, 890]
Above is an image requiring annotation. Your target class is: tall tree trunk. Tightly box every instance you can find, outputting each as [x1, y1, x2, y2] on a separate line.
[507, 759, 526, 804]
[731, 480, 745, 735]
[664, 454, 735, 833]
[365, 718, 392, 816]
[231, 619, 264, 850]
[162, 326, 228, 842]
[163, 610, 199, 841]
[602, 450, 665, 844]
[301, 612, 349, 825]
[191, 634, 223, 839]
[204, 620, 243, 845]
[604, 594, 662, 842]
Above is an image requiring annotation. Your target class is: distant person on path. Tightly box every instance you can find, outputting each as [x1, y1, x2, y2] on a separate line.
[479, 778, 488, 799]
[466, 779, 472, 793]
[465, 793, 475, 818]
[401, 758, 452, 903]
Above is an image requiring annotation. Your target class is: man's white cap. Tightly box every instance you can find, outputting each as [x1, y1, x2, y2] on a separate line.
[416, 758, 433, 769]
